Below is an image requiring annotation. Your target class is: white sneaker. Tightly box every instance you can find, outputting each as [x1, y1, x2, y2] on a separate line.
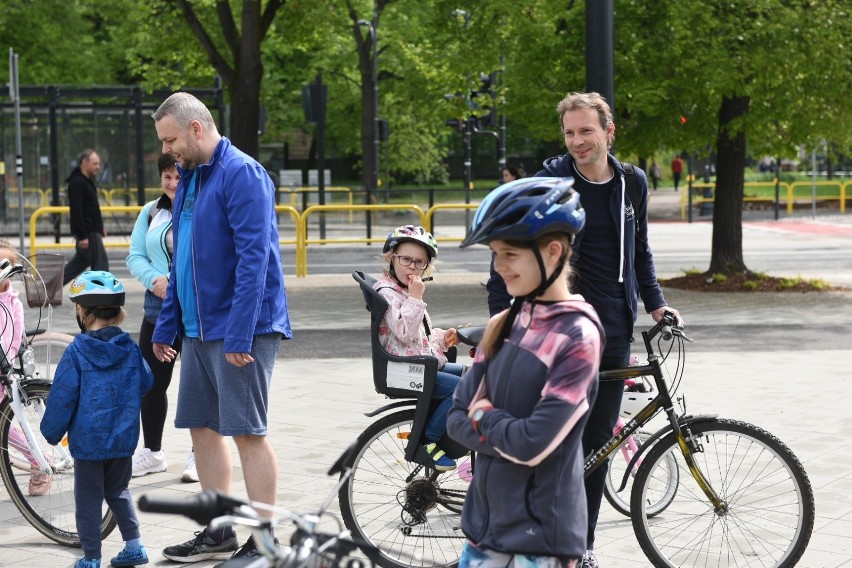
[181, 452, 199, 483]
[132, 448, 167, 477]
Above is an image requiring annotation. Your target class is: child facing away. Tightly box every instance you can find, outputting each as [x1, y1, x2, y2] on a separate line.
[41, 271, 154, 568]
[0, 240, 52, 496]
[374, 225, 462, 471]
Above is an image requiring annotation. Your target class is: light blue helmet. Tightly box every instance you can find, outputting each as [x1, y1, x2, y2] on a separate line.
[68, 271, 125, 307]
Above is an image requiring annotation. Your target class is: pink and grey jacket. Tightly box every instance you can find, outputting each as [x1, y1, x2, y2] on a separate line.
[447, 300, 604, 560]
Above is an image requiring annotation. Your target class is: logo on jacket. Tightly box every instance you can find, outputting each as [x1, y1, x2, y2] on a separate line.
[625, 204, 635, 220]
[525, 527, 536, 536]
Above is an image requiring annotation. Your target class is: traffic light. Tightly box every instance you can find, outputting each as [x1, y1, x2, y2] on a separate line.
[472, 72, 496, 128]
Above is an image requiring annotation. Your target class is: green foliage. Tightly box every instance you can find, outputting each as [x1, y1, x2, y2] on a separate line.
[711, 273, 728, 284]
[743, 280, 759, 291]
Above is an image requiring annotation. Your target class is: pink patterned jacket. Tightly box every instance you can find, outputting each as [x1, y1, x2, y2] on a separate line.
[373, 274, 450, 368]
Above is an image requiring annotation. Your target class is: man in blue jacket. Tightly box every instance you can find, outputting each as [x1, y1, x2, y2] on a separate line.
[150, 92, 292, 564]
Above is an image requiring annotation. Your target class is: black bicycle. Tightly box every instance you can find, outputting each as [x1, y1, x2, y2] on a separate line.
[341, 272, 814, 568]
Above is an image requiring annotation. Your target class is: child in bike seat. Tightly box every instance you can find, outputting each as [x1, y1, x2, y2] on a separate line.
[0, 240, 50, 497]
[40, 271, 154, 568]
[374, 225, 463, 471]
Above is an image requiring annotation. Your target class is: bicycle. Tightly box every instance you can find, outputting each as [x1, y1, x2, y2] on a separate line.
[0, 258, 117, 546]
[138, 444, 376, 568]
[603, 376, 679, 517]
[342, 270, 815, 568]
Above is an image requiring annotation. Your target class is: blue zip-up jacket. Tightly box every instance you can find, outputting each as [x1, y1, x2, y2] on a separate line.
[152, 137, 292, 352]
[535, 154, 667, 336]
[41, 327, 154, 460]
[447, 301, 604, 559]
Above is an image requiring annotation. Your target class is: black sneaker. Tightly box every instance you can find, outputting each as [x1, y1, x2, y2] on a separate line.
[162, 529, 238, 563]
[213, 536, 280, 567]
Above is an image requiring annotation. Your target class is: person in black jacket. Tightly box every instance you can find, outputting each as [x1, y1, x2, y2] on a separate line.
[63, 149, 108, 285]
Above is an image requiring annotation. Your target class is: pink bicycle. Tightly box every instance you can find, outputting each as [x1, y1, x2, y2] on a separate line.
[603, 376, 679, 517]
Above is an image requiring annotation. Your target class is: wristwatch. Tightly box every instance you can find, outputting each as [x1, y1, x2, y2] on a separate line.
[471, 406, 492, 434]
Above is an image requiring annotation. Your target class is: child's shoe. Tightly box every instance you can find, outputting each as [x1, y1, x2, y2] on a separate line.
[424, 443, 456, 472]
[28, 466, 52, 496]
[110, 544, 148, 567]
[75, 557, 100, 568]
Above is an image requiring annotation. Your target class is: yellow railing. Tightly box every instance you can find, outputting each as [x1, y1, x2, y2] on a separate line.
[680, 180, 852, 219]
[280, 186, 355, 223]
[424, 203, 480, 240]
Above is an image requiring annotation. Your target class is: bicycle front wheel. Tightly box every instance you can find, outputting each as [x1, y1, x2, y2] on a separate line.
[26, 332, 74, 382]
[338, 410, 468, 568]
[0, 381, 117, 546]
[631, 418, 814, 568]
[604, 429, 678, 517]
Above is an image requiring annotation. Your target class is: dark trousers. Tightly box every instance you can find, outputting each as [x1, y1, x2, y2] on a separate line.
[582, 334, 631, 550]
[63, 232, 109, 284]
[74, 457, 141, 559]
[139, 318, 182, 451]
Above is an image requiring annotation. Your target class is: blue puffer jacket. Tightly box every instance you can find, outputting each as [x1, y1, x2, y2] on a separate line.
[41, 327, 154, 460]
[152, 137, 292, 353]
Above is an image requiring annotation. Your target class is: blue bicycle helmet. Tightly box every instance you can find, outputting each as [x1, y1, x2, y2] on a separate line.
[68, 271, 126, 307]
[460, 177, 584, 248]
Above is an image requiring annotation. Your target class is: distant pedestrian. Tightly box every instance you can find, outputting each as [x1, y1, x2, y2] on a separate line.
[63, 149, 109, 285]
[671, 155, 684, 192]
[501, 165, 525, 183]
[650, 159, 662, 191]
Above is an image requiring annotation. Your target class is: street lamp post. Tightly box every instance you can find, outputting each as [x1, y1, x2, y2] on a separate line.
[358, 6, 379, 240]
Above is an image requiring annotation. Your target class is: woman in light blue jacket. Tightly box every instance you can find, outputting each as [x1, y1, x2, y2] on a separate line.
[125, 154, 196, 482]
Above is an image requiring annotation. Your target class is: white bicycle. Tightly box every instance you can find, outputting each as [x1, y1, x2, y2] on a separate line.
[0, 258, 116, 546]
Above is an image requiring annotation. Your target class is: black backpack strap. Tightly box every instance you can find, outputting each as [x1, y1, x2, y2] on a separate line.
[622, 162, 641, 209]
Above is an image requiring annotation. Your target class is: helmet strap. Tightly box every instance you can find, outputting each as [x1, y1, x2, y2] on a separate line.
[528, 245, 565, 300]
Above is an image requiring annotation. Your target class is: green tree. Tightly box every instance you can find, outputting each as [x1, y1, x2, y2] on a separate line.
[615, 0, 851, 276]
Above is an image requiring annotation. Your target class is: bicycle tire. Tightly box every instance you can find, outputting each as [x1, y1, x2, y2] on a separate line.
[26, 332, 74, 382]
[604, 429, 678, 517]
[338, 410, 467, 568]
[0, 381, 118, 547]
[630, 418, 814, 568]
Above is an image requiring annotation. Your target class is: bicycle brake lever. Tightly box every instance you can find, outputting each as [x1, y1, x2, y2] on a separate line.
[674, 329, 694, 343]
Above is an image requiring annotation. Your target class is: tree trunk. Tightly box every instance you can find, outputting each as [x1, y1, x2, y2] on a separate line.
[226, 4, 263, 158]
[708, 94, 750, 275]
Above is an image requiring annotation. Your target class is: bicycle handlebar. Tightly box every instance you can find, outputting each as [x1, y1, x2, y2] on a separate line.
[138, 489, 247, 526]
[0, 260, 25, 283]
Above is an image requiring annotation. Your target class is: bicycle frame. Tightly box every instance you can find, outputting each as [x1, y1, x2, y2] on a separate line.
[583, 314, 727, 512]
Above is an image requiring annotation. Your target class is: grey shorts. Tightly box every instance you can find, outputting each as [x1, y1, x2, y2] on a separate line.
[175, 333, 281, 436]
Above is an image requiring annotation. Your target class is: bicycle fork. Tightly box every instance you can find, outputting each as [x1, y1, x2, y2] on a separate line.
[668, 414, 728, 515]
[9, 381, 71, 473]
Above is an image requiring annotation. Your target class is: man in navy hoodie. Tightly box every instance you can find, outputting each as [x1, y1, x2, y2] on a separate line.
[150, 92, 292, 565]
[487, 92, 681, 568]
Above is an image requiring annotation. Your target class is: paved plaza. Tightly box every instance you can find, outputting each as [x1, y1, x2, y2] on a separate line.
[1, 193, 851, 567]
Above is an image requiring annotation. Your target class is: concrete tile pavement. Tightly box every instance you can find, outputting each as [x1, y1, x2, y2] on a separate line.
[2, 344, 849, 567]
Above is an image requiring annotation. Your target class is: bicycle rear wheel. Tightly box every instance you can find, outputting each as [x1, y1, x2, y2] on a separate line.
[604, 429, 678, 517]
[0, 381, 117, 546]
[631, 418, 814, 568]
[25, 333, 74, 382]
[338, 410, 467, 568]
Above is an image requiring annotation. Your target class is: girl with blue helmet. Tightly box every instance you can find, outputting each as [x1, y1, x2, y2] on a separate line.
[447, 178, 605, 568]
